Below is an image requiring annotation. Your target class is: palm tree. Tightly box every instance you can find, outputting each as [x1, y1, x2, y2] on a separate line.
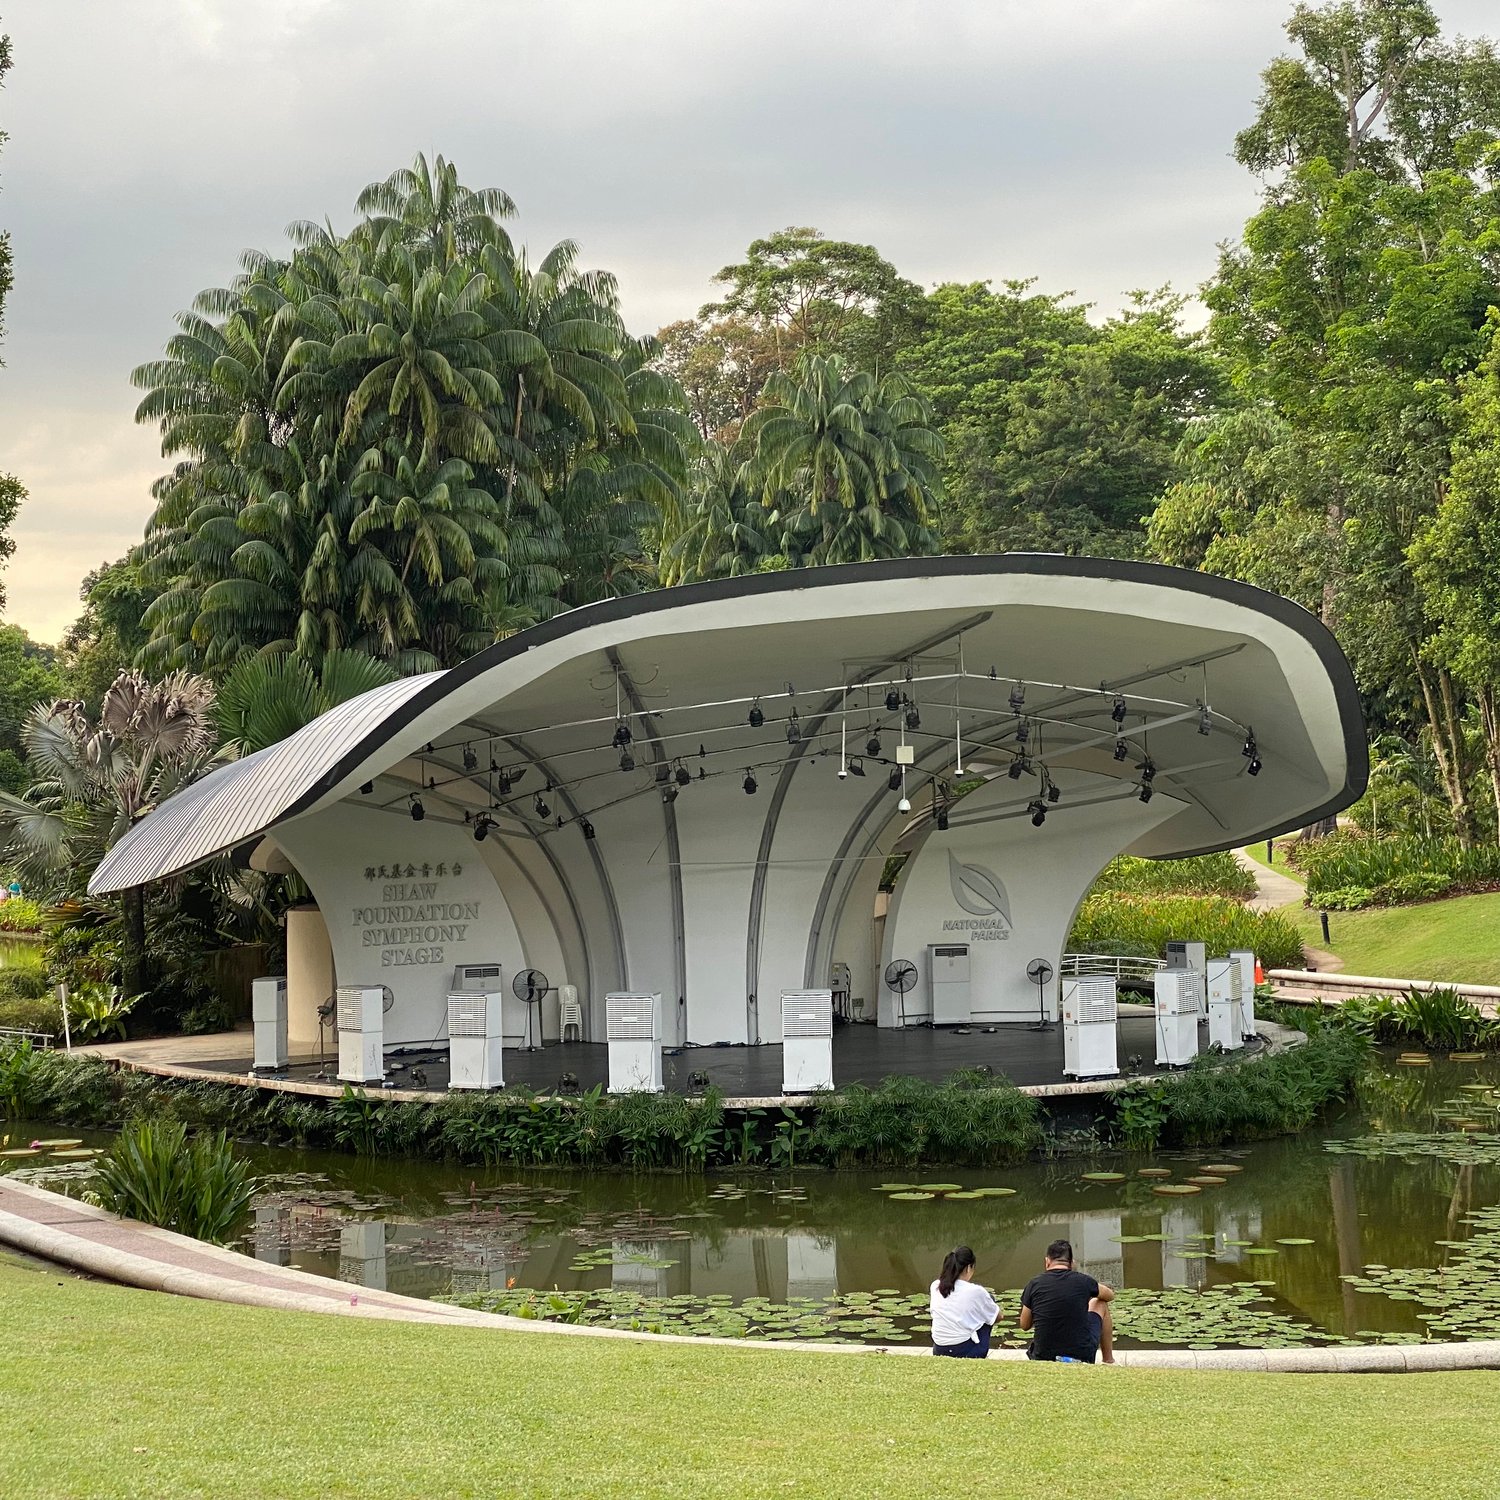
[0, 670, 222, 995]
[738, 354, 944, 565]
[214, 649, 400, 754]
[352, 151, 515, 266]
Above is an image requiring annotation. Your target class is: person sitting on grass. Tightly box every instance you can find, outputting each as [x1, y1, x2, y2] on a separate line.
[930, 1245, 999, 1358]
[1019, 1238, 1115, 1364]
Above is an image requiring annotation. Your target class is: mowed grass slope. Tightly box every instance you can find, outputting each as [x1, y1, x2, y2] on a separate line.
[2, 1256, 1499, 1499]
[1285, 891, 1500, 986]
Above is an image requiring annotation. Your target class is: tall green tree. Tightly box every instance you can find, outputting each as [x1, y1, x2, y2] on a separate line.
[131, 155, 692, 675]
[900, 282, 1222, 557]
[1157, 0, 1500, 841]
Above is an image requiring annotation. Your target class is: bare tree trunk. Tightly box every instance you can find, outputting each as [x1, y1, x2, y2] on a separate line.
[1413, 652, 1477, 846]
[120, 886, 149, 1000]
[1477, 685, 1500, 845]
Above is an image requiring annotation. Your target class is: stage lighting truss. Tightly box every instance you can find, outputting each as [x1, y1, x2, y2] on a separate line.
[355, 655, 1263, 837]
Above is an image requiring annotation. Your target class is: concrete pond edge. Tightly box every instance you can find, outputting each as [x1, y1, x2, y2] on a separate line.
[1, 1178, 1495, 1374]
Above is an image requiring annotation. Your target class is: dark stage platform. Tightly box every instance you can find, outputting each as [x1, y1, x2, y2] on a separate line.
[192, 1010, 1262, 1102]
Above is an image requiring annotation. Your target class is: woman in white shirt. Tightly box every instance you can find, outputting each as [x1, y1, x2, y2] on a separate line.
[930, 1245, 999, 1357]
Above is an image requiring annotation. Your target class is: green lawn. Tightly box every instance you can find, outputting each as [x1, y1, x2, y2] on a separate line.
[2, 1255, 1499, 1498]
[1238, 839, 1300, 877]
[1285, 890, 1500, 985]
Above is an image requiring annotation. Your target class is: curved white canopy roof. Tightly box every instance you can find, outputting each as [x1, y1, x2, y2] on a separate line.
[90, 555, 1366, 895]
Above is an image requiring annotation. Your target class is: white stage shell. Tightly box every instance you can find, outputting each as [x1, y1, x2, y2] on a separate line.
[91, 557, 1366, 1047]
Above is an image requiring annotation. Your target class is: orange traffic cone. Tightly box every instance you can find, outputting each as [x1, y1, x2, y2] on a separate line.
[1254, 960, 1266, 985]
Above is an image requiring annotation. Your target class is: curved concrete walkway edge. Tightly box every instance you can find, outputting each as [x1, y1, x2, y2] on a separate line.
[2, 1178, 1496, 1373]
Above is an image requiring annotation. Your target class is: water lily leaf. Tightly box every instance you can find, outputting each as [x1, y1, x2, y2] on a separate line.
[1187, 1176, 1227, 1186]
[1201, 1164, 1243, 1174]
[1274, 1238, 1315, 1246]
[1137, 1168, 1173, 1178]
[1081, 1172, 1127, 1183]
[1152, 1183, 1202, 1196]
[887, 1192, 933, 1201]
[916, 1183, 964, 1192]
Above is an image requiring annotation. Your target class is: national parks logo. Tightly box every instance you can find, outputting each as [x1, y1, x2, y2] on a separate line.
[946, 853, 1012, 940]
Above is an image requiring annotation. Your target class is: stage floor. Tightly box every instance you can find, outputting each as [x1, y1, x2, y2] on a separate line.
[184, 1010, 1266, 1101]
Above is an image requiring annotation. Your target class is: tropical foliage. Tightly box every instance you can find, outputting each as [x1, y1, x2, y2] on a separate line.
[1283, 830, 1500, 909]
[90, 1116, 256, 1244]
[1068, 893, 1303, 970]
[1089, 853, 1256, 900]
[130, 154, 696, 674]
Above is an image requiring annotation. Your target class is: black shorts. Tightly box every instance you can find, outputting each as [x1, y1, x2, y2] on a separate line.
[1026, 1311, 1102, 1362]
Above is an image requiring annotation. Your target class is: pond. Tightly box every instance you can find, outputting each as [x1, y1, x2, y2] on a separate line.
[5, 1051, 1500, 1350]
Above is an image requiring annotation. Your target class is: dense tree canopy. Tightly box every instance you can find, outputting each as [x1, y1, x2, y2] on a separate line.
[131, 155, 696, 675]
[0, 23, 22, 611]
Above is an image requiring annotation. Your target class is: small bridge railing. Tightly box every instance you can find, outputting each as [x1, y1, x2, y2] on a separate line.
[1060, 953, 1165, 983]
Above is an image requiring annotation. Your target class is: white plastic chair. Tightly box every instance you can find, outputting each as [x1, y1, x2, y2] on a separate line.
[558, 983, 584, 1042]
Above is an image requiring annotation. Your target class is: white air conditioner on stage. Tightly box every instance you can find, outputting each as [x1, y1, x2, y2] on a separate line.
[606, 992, 663, 1093]
[453, 962, 525, 1049]
[251, 975, 288, 1071]
[1229, 949, 1257, 1040]
[448, 990, 505, 1090]
[781, 989, 834, 1092]
[1166, 940, 1208, 1016]
[1154, 970, 1199, 1067]
[1206, 957, 1244, 1052]
[928, 943, 971, 1025]
[1062, 975, 1119, 1079]
[336, 985, 385, 1084]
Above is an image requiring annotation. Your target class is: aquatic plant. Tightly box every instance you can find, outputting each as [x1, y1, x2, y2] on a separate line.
[90, 1116, 255, 1244]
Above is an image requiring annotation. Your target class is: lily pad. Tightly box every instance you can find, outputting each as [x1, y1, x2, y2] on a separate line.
[944, 1191, 984, 1199]
[1449, 1053, 1486, 1062]
[1201, 1164, 1243, 1174]
[1245, 1247, 1280, 1256]
[916, 1183, 964, 1192]
[1152, 1183, 1202, 1196]
[887, 1192, 934, 1201]
[1186, 1175, 1227, 1186]
[968, 1187, 1017, 1197]
[0, 1148, 40, 1157]
[49, 1148, 97, 1159]
[1080, 1171, 1127, 1183]
[33, 1138, 83, 1148]
[1275, 1238, 1315, 1246]
[1137, 1167, 1173, 1178]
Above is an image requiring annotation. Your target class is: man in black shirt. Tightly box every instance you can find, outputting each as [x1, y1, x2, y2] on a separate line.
[1019, 1238, 1115, 1363]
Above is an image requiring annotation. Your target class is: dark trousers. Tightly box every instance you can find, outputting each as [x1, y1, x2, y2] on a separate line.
[933, 1322, 993, 1358]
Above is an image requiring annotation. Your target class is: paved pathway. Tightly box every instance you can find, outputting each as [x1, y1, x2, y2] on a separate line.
[1234, 847, 1308, 912]
[2, 1175, 1495, 1372]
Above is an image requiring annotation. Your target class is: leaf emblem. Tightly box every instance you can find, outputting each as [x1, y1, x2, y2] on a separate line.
[949, 852, 1011, 923]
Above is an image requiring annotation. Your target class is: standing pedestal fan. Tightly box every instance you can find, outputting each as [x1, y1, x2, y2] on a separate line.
[884, 958, 919, 1028]
[513, 968, 551, 1051]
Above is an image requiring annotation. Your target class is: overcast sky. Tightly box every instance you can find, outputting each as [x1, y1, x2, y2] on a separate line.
[0, 0, 1492, 645]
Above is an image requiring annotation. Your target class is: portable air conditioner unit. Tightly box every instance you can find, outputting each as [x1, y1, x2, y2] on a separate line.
[928, 943, 971, 1025]
[1154, 970, 1200, 1067]
[1206, 957, 1244, 1052]
[1229, 949, 1257, 1040]
[336, 985, 385, 1084]
[781, 989, 834, 1092]
[452, 962, 524, 1049]
[606, 992, 663, 1092]
[1166, 940, 1208, 1016]
[1062, 975, 1119, 1079]
[251, 975, 288, 1071]
[447, 990, 505, 1090]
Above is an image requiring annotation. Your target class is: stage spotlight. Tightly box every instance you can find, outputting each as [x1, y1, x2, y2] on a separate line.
[675, 764, 691, 787]
[1198, 705, 1213, 736]
[1029, 799, 1047, 827]
[905, 705, 921, 731]
[1015, 718, 1030, 744]
[786, 710, 801, 744]
[663, 784, 678, 805]
[535, 795, 551, 820]
[897, 795, 912, 813]
[473, 814, 494, 842]
[1139, 783, 1154, 803]
[1046, 776, 1061, 803]
[497, 770, 513, 795]
[1113, 738, 1129, 762]
[409, 797, 425, 822]
[848, 758, 866, 778]
[1009, 682, 1025, 712]
[359, 781, 374, 795]
[462, 745, 478, 772]
[620, 748, 635, 773]
[1137, 757, 1157, 783]
[1243, 731, 1258, 759]
[885, 689, 901, 712]
[580, 818, 596, 840]
[743, 771, 757, 795]
[888, 768, 903, 791]
[866, 734, 881, 756]
[1111, 695, 1127, 725]
[612, 721, 633, 749]
[1007, 758, 1024, 780]
[748, 701, 764, 729]
[1247, 755, 1262, 777]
